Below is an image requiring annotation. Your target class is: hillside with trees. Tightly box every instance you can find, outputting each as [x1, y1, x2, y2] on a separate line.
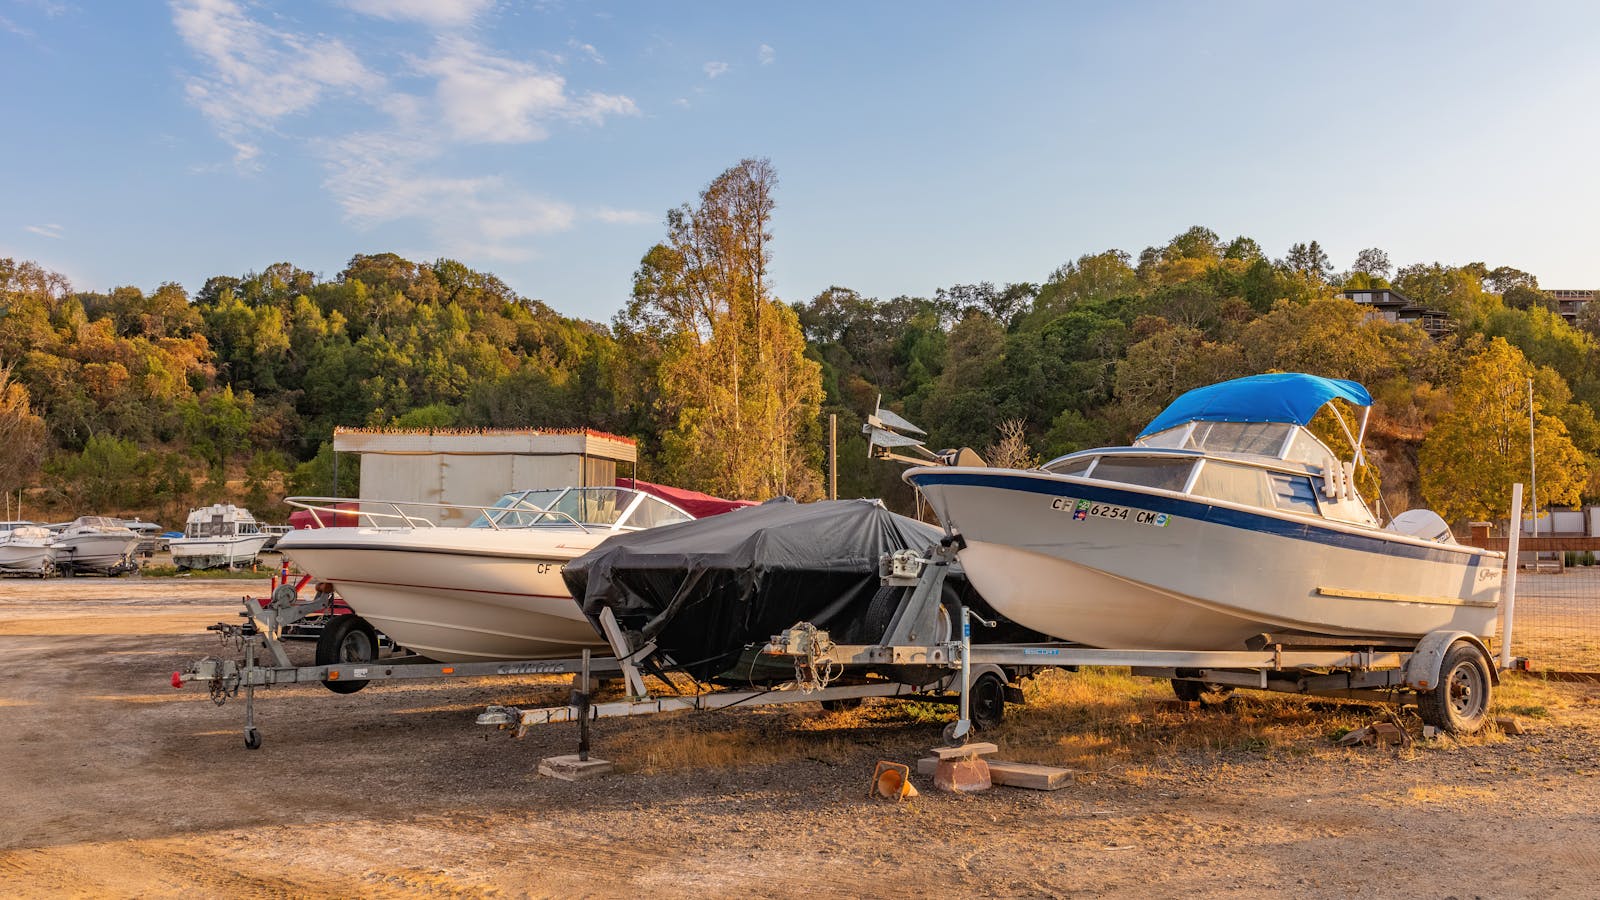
[1, 162, 1594, 528]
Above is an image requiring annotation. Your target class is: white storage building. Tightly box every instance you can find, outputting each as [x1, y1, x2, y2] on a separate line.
[332, 427, 638, 525]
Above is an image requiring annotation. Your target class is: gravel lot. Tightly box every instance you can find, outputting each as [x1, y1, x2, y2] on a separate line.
[3, 576, 1600, 898]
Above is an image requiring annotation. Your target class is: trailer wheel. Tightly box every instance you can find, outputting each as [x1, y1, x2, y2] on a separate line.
[970, 671, 1007, 730]
[1171, 679, 1235, 706]
[1416, 641, 1492, 734]
[243, 727, 262, 750]
[316, 615, 379, 694]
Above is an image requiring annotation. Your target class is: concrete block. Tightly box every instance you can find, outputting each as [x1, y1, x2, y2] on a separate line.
[538, 755, 615, 781]
[987, 761, 1073, 791]
[917, 757, 938, 776]
[1496, 716, 1528, 735]
[934, 757, 991, 793]
[928, 741, 999, 760]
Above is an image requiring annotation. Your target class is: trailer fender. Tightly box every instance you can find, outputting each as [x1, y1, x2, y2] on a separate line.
[1403, 631, 1498, 691]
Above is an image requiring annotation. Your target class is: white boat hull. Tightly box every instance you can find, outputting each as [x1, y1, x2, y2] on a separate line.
[170, 534, 271, 570]
[0, 542, 52, 575]
[910, 468, 1504, 650]
[50, 533, 139, 572]
[278, 528, 612, 662]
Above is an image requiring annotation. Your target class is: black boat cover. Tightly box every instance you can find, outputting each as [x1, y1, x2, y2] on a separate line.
[566, 499, 948, 681]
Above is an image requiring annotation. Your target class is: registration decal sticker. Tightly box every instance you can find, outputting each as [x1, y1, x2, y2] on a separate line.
[1051, 497, 1171, 526]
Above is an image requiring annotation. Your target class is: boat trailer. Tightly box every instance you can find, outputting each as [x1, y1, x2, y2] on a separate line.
[178, 542, 1506, 753]
[480, 541, 1505, 754]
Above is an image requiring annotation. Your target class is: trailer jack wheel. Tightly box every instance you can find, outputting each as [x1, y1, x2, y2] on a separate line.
[244, 727, 262, 750]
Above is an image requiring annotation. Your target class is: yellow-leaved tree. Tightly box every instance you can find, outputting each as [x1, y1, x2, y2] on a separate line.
[621, 159, 824, 500]
[1419, 338, 1588, 523]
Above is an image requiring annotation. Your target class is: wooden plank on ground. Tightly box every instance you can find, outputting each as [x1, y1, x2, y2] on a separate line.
[986, 761, 1073, 791]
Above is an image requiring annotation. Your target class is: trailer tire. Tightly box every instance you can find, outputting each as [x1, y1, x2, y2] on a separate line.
[1171, 679, 1235, 706]
[316, 615, 379, 694]
[1416, 641, 1492, 734]
[970, 671, 1006, 730]
[243, 727, 262, 750]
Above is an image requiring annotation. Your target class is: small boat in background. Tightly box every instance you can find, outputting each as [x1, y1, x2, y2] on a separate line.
[170, 504, 271, 570]
[907, 373, 1504, 651]
[49, 516, 140, 575]
[0, 524, 55, 576]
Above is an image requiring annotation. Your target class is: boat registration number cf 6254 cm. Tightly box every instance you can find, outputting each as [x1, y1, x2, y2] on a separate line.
[1049, 497, 1170, 527]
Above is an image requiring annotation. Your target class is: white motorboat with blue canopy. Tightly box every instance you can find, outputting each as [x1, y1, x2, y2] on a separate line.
[906, 373, 1505, 651]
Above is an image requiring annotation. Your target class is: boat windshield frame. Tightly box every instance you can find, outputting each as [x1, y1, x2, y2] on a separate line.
[471, 487, 694, 531]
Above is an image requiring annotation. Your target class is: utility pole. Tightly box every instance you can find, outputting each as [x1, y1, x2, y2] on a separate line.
[1528, 378, 1539, 539]
[828, 414, 837, 500]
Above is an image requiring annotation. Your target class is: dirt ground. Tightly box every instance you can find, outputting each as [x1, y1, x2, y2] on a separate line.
[4, 577, 1600, 898]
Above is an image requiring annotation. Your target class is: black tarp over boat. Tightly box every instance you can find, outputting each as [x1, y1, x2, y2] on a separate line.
[566, 499, 966, 682]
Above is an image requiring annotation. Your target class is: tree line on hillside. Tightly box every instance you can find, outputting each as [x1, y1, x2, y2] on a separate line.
[0, 160, 1593, 528]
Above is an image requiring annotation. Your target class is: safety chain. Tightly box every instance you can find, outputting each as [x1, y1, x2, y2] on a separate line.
[790, 622, 842, 693]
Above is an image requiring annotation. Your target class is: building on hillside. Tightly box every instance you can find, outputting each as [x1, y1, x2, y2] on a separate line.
[1339, 288, 1453, 338]
[331, 427, 637, 525]
[1549, 289, 1597, 324]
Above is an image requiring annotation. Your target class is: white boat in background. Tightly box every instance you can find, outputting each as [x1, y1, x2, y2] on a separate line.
[49, 516, 140, 575]
[906, 373, 1505, 651]
[278, 483, 746, 662]
[0, 524, 55, 576]
[170, 504, 271, 570]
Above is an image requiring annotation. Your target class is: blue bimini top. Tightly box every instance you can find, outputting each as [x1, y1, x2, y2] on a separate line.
[1137, 373, 1372, 438]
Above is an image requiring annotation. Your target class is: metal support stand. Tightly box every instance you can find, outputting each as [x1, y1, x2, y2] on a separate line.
[578, 649, 592, 762]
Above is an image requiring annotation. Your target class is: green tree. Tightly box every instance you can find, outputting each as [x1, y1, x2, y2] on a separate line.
[1419, 339, 1588, 522]
[621, 159, 824, 500]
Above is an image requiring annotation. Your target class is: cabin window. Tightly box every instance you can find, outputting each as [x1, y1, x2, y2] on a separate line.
[1087, 457, 1194, 492]
[1189, 461, 1274, 508]
[1043, 456, 1094, 476]
[625, 494, 694, 528]
[1269, 473, 1320, 515]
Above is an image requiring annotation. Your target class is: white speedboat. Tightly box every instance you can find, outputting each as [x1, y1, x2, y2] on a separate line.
[49, 516, 140, 574]
[170, 504, 271, 570]
[906, 373, 1505, 650]
[0, 524, 55, 576]
[277, 485, 715, 662]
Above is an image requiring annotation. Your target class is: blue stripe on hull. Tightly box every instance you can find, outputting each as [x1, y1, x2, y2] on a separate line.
[908, 470, 1495, 569]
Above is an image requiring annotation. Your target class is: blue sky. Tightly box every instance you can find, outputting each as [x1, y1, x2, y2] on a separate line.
[4, 1, 1599, 322]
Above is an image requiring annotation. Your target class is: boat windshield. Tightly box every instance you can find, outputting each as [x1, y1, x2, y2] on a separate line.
[1136, 421, 1339, 470]
[471, 488, 693, 530]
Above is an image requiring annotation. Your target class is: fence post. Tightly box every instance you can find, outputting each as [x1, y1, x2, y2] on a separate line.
[1500, 483, 1524, 670]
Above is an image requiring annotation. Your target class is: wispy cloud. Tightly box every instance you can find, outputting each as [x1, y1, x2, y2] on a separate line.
[592, 207, 655, 225]
[171, 0, 640, 262]
[24, 224, 64, 239]
[703, 60, 729, 79]
[171, 0, 381, 169]
[342, 0, 492, 28]
[0, 14, 35, 39]
[418, 36, 637, 143]
[568, 38, 603, 64]
[758, 43, 775, 65]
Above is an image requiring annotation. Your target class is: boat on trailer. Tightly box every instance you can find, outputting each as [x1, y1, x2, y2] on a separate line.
[277, 483, 746, 663]
[49, 516, 140, 574]
[0, 524, 55, 576]
[906, 373, 1505, 651]
[170, 504, 270, 570]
